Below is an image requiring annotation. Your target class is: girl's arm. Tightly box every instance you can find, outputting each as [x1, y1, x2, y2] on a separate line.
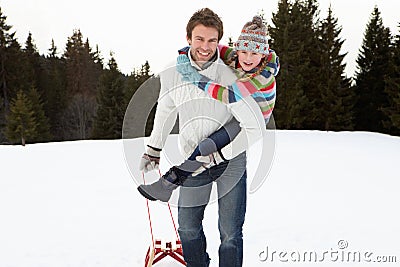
[175, 46, 279, 163]
[177, 49, 279, 104]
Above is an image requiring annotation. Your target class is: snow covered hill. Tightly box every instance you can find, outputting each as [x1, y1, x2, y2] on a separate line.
[1, 131, 399, 267]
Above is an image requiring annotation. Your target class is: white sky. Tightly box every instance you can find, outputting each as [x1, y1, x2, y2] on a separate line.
[0, 0, 399, 77]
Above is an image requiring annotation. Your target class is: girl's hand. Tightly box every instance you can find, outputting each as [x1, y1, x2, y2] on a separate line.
[176, 54, 202, 82]
[196, 151, 225, 169]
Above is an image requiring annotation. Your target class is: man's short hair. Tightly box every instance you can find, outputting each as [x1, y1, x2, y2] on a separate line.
[186, 8, 224, 41]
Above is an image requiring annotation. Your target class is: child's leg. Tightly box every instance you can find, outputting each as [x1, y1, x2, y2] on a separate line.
[176, 117, 241, 175]
[198, 117, 241, 156]
[137, 118, 241, 202]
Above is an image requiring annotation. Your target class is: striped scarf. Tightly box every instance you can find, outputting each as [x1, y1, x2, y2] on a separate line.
[178, 45, 280, 124]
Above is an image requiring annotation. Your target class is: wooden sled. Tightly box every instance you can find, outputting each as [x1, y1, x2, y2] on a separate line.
[145, 238, 186, 266]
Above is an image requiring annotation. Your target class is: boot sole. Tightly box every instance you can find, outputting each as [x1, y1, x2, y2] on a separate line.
[137, 186, 158, 201]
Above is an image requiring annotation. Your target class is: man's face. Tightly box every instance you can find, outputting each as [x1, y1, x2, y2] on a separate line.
[187, 24, 219, 65]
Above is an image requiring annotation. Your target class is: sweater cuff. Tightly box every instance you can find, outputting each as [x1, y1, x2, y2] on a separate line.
[147, 145, 162, 152]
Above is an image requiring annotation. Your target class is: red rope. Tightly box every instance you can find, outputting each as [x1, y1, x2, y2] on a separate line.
[142, 172, 155, 248]
[159, 170, 180, 240]
[142, 170, 180, 244]
[168, 203, 180, 240]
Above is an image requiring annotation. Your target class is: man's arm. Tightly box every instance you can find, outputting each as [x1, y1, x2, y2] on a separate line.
[139, 72, 178, 172]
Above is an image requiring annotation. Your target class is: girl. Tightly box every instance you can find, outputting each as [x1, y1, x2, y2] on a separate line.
[138, 16, 279, 202]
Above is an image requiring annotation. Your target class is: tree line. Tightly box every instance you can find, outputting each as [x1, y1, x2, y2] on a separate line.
[0, 6, 151, 145]
[1, 0, 400, 146]
[268, 0, 400, 135]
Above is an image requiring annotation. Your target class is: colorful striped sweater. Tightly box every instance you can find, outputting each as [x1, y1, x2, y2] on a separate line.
[178, 44, 280, 124]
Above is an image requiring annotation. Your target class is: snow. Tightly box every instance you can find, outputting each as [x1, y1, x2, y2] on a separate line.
[1, 131, 399, 267]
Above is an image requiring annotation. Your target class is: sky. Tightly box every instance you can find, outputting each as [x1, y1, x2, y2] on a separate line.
[0, 0, 399, 77]
[1, 131, 399, 266]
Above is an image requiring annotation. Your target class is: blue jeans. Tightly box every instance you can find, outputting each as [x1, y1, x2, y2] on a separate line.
[178, 152, 247, 267]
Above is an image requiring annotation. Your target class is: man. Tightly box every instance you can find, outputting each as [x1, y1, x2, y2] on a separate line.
[139, 8, 265, 267]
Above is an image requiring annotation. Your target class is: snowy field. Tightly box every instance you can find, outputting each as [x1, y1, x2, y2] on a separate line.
[1, 130, 399, 267]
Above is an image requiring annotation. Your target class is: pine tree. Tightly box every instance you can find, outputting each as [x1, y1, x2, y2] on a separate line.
[383, 23, 400, 135]
[64, 29, 86, 96]
[49, 39, 58, 58]
[92, 55, 125, 139]
[27, 86, 51, 142]
[139, 61, 151, 81]
[93, 44, 104, 67]
[269, 0, 310, 129]
[44, 40, 67, 140]
[63, 30, 102, 97]
[293, 0, 324, 129]
[317, 6, 354, 130]
[0, 6, 12, 111]
[124, 61, 152, 105]
[84, 38, 103, 95]
[354, 6, 392, 133]
[23, 32, 41, 89]
[63, 29, 101, 139]
[0, 7, 27, 142]
[0, 6, 22, 111]
[5, 90, 38, 146]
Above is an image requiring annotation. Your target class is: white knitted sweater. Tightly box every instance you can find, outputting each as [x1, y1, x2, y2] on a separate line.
[147, 49, 265, 160]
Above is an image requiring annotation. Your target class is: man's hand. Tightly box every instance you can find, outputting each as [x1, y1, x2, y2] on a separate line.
[176, 54, 202, 83]
[139, 146, 161, 173]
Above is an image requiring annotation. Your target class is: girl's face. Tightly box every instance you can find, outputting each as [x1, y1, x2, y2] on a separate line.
[237, 50, 265, 71]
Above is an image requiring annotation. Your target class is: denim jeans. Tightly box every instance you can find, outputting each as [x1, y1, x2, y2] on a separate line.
[178, 152, 247, 267]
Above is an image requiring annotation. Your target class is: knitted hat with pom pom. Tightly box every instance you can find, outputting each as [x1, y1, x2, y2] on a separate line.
[235, 16, 269, 55]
